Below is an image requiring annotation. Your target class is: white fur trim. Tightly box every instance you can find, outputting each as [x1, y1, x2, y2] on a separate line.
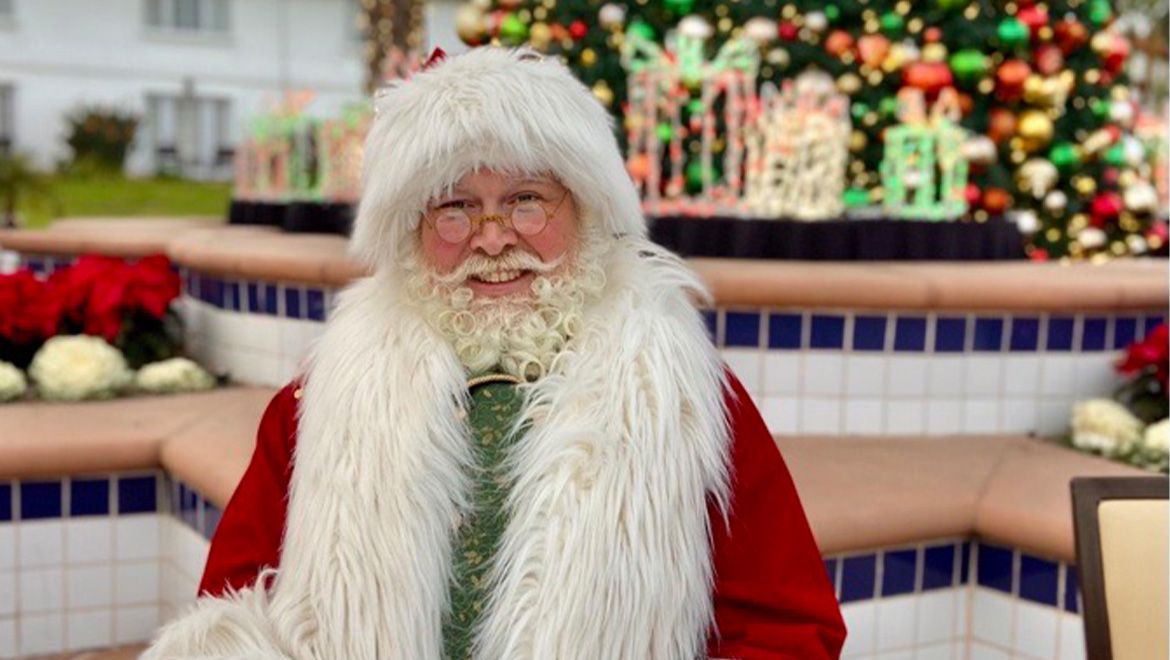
[147, 240, 731, 659]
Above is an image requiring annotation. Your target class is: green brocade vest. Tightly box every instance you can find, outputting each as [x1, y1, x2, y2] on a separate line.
[442, 373, 527, 660]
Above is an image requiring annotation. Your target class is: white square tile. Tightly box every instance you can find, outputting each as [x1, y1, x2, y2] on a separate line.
[0, 570, 14, 616]
[1002, 355, 1042, 397]
[18, 520, 64, 568]
[800, 398, 842, 435]
[928, 357, 965, 397]
[968, 642, 1010, 660]
[723, 349, 763, 394]
[804, 354, 846, 397]
[1037, 401, 1072, 437]
[999, 399, 1039, 434]
[887, 357, 929, 397]
[759, 396, 799, 435]
[66, 517, 114, 564]
[115, 604, 160, 644]
[913, 642, 958, 660]
[926, 400, 963, 435]
[846, 355, 888, 397]
[66, 564, 113, 609]
[915, 589, 957, 645]
[875, 651, 913, 660]
[18, 612, 64, 655]
[845, 399, 885, 435]
[19, 567, 63, 612]
[962, 399, 1000, 434]
[1057, 614, 1086, 660]
[763, 352, 802, 396]
[875, 596, 917, 652]
[1014, 601, 1058, 659]
[971, 589, 1014, 648]
[885, 401, 926, 435]
[176, 525, 210, 582]
[1040, 357, 1076, 396]
[1073, 354, 1119, 398]
[67, 609, 113, 650]
[115, 515, 160, 561]
[115, 561, 159, 606]
[964, 357, 1002, 397]
[840, 602, 877, 657]
[0, 527, 13, 571]
[0, 617, 15, 658]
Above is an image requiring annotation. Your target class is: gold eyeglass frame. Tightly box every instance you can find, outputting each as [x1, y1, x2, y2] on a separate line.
[424, 189, 571, 244]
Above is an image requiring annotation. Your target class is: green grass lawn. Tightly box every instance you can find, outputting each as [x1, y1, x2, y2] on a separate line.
[20, 175, 232, 229]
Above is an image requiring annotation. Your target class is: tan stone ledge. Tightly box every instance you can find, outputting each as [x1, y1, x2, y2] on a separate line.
[1, 219, 1165, 311]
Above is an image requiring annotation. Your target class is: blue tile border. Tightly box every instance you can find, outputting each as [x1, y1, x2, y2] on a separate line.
[175, 270, 1168, 362]
[824, 538, 1080, 613]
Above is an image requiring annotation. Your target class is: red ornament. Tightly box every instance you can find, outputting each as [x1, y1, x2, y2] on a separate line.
[1030, 247, 1050, 262]
[1089, 191, 1124, 226]
[923, 27, 942, 43]
[1054, 20, 1088, 55]
[779, 21, 799, 41]
[1017, 5, 1049, 36]
[1102, 167, 1120, 185]
[825, 30, 854, 57]
[965, 183, 982, 207]
[988, 108, 1018, 144]
[857, 34, 890, 68]
[903, 62, 954, 93]
[1033, 44, 1064, 76]
[568, 20, 588, 40]
[995, 60, 1031, 101]
[1104, 35, 1130, 74]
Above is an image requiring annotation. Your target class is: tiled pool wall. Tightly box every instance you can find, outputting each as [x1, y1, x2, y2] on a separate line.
[0, 473, 217, 658]
[1, 474, 1089, 660]
[173, 265, 1165, 439]
[828, 540, 1085, 659]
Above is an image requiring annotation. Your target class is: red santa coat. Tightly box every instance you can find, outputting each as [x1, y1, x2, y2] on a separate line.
[200, 374, 846, 659]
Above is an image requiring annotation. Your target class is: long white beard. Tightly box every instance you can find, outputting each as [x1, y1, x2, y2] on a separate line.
[403, 240, 607, 381]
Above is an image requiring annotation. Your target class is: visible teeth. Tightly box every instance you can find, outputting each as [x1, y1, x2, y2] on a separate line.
[477, 270, 523, 283]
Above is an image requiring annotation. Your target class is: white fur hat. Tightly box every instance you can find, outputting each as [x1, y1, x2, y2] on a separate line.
[350, 47, 645, 271]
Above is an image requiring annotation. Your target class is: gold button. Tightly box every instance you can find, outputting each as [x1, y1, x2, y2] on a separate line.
[293, 387, 303, 400]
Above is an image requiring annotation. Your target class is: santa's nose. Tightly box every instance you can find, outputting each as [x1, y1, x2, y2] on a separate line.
[470, 216, 518, 256]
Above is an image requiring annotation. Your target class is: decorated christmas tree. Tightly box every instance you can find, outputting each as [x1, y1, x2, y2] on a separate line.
[455, 0, 1166, 260]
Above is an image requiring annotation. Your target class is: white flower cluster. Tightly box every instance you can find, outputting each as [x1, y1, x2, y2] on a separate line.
[29, 335, 133, 401]
[0, 361, 27, 402]
[1071, 399, 1144, 457]
[1143, 419, 1169, 455]
[135, 357, 215, 394]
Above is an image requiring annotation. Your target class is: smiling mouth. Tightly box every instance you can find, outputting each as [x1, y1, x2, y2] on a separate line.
[470, 269, 529, 284]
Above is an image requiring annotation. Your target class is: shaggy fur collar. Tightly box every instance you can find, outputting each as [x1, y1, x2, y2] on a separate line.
[145, 238, 732, 659]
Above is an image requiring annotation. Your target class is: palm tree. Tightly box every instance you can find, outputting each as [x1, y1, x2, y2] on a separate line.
[0, 153, 57, 228]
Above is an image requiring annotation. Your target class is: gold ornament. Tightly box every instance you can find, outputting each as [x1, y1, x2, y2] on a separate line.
[1090, 31, 1112, 54]
[837, 73, 863, 94]
[850, 131, 868, 152]
[592, 80, 613, 107]
[1073, 176, 1097, 196]
[580, 48, 597, 66]
[922, 42, 947, 63]
[1016, 158, 1059, 196]
[1017, 110, 1054, 152]
[455, 4, 487, 44]
[529, 22, 552, 49]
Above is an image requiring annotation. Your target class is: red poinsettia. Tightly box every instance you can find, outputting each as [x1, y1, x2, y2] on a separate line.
[48, 254, 180, 342]
[0, 269, 64, 344]
[1117, 322, 1169, 390]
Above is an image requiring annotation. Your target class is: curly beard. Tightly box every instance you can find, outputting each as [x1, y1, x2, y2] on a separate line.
[402, 239, 607, 382]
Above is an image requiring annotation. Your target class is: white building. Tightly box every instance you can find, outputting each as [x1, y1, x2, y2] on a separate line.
[0, 0, 464, 179]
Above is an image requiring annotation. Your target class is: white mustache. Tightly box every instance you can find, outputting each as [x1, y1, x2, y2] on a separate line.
[433, 250, 566, 287]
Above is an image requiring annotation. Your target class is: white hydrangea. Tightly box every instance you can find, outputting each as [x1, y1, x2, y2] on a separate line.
[135, 357, 215, 394]
[1143, 418, 1169, 455]
[0, 361, 27, 402]
[1071, 399, 1144, 457]
[29, 335, 132, 401]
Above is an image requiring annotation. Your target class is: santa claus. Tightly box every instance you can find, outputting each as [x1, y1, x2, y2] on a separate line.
[145, 47, 844, 659]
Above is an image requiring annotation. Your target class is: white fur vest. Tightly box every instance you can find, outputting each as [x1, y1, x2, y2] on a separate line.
[145, 238, 732, 659]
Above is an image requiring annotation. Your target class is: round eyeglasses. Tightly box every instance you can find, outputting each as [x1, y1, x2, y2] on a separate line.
[425, 191, 570, 244]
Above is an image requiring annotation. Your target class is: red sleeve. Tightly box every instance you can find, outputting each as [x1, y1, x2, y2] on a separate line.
[707, 373, 846, 659]
[198, 382, 299, 597]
